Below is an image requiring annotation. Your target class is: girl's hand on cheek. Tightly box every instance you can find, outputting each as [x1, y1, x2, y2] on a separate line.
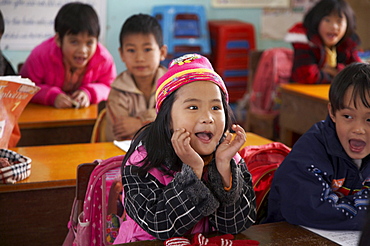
[171, 128, 204, 179]
[216, 124, 246, 172]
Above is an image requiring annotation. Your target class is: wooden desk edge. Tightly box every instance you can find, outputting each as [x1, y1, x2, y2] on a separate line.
[117, 222, 340, 245]
[0, 179, 76, 193]
[18, 103, 98, 129]
[280, 84, 329, 104]
[19, 119, 96, 129]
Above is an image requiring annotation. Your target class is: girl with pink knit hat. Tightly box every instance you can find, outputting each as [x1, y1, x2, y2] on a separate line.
[113, 53, 256, 243]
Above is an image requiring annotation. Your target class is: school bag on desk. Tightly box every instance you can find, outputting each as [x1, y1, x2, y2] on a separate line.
[238, 142, 290, 224]
[63, 155, 125, 246]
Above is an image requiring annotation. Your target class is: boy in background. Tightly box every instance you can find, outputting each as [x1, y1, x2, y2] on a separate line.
[105, 14, 167, 141]
[0, 10, 15, 76]
[266, 62, 370, 230]
[20, 2, 116, 108]
[0, 10, 19, 148]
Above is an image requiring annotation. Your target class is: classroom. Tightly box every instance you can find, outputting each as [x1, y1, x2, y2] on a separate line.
[0, 0, 369, 245]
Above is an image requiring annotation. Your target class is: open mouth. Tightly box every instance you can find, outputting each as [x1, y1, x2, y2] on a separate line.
[195, 132, 214, 142]
[326, 33, 338, 39]
[74, 56, 87, 64]
[349, 139, 366, 153]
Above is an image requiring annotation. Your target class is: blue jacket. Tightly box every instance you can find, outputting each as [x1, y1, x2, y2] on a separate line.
[266, 115, 370, 230]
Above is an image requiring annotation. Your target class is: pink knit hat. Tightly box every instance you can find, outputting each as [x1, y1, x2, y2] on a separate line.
[155, 53, 228, 112]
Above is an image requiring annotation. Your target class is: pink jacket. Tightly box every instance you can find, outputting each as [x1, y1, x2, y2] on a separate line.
[20, 37, 116, 106]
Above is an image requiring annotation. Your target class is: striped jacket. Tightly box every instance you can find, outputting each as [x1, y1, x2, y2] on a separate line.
[285, 23, 361, 84]
[115, 145, 256, 243]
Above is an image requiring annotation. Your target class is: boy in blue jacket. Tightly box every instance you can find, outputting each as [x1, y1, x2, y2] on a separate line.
[266, 62, 370, 230]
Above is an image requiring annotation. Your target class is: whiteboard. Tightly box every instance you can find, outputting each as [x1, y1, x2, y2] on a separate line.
[0, 0, 106, 51]
[212, 0, 290, 8]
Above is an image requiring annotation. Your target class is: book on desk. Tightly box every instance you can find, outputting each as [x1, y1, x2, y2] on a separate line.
[0, 76, 40, 148]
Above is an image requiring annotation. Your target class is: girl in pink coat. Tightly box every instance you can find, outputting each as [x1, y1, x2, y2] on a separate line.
[20, 2, 116, 108]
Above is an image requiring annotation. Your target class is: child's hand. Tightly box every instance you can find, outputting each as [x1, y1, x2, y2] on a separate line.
[215, 124, 246, 185]
[113, 116, 142, 140]
[322, 66, 339, 77]
[171, 128, 204, 179]
[71, 90, 90, 108]
[54, 93, 74, 108]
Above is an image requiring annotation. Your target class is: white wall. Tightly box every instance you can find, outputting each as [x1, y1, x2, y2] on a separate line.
[2, 0, 290, 73]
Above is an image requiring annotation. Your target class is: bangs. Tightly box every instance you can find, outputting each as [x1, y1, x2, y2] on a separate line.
[349, 83, 370, 109]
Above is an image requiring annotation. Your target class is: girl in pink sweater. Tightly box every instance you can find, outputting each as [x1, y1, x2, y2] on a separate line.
[20, 2, 116, 108]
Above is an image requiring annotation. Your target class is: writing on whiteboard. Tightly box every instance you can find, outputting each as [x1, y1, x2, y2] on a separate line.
[0, 0, 106, 51]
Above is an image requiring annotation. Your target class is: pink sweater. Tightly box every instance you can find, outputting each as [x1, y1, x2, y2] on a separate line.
[20, 37, 116, 106]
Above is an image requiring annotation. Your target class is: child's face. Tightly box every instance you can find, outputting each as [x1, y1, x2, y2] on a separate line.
[119, 33, 167, 82]
[171, 81, 226, 156]
[329, 86, 370, 160]
[55, 32, 98, 69]
[318, 13, 347, 48]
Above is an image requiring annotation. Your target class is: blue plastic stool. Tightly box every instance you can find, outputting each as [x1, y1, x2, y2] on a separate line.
[152, 5, 211, 55]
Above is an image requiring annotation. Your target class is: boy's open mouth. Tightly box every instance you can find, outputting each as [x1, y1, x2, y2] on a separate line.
[349, 139, 366, 153]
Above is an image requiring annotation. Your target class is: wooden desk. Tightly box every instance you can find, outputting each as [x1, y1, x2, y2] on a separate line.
[0, 142, 124, 246]
[17, 103, 98, 146]
[120, 221, 339, 246]
[0, 133, 270, 246]
[245, 132, 273, 146]
[1, 142, 123, 192]
[1, 132, 267, 193]
[279, 84, 329, 147]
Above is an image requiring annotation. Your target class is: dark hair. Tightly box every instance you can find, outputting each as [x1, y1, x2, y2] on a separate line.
[0, 10, 4, 36]
[122, 87, 233, 177]
[303, 0, 356, 42]
[54, 2, 100, 40]
[329, 63, 370, 114]
[119, 13, 163, 48]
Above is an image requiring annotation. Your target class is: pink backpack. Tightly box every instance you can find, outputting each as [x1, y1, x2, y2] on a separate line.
[238, 142, 290, 223]
[249, 47, 293, 115]
[63, 155, 125, 246]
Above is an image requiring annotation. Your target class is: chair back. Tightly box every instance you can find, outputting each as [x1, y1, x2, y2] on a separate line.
[76, 163, 98, 214]
[247, 50, 264, 94]
[91, 100, 107, 143]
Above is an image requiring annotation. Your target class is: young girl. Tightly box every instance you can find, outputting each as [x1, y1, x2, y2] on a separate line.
[113, 54, 256, 243]
[285, 0, 361, 84]
[20, 2, 116, 108]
